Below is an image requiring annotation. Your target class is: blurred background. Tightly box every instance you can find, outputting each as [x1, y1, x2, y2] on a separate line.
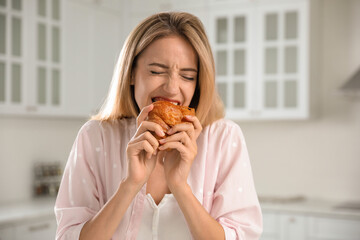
[0, 0, 359, 239]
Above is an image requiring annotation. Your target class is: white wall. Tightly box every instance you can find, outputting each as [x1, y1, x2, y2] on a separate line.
[0, 0, 359, 204]
[0, 117, 86, 203]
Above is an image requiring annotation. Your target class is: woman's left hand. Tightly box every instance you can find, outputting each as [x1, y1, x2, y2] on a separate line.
[158, 115, 202, 191]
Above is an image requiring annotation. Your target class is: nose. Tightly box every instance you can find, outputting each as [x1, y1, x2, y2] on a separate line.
[163, 73, 180, 95]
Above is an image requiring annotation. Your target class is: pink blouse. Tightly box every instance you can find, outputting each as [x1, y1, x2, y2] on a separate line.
[54, 118, 263, 239]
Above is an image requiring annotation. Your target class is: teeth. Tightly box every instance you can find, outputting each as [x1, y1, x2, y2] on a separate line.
[152, 98, 179, 105]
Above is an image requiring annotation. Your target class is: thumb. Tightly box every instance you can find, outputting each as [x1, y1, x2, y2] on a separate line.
[137, 104, 154, 127]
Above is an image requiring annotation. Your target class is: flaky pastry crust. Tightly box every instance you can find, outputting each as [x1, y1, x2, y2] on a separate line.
[147, 101, 195, 138]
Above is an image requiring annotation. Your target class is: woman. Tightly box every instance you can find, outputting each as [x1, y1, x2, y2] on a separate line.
[55, 12, 262, 240]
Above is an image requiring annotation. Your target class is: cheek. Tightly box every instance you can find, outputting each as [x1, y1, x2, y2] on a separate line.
[134, 77, 157, 107]
[188, 82, 197, 97]
[134, 73, 148, 94]
[133, 79, 147, 108]
[184, 82, 197, 105]
[135, 78, 156, 95]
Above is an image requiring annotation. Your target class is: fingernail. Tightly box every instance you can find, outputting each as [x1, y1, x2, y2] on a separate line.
[153, 149, 157, 155]
[157, 130, 165, 137]
[159, 139, 165, 144]
[185, 115, 193, 120]
[167, 129, 173, 135]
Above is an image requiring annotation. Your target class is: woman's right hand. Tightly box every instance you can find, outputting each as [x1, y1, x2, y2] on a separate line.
[125, 104, 165, 190]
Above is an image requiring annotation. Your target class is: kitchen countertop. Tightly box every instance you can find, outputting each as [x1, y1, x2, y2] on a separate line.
[260, 196, 360, 220]
[0, 198, 56, 225]
[1, 197, 360, 226]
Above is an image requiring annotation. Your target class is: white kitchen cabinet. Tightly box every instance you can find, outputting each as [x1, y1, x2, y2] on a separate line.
[0, 0, 31, 114]
[0, 0, 122, 118]
[209, 5, 254, 118]
[262, 211, 306, 240]
[28, 0, 63, 116]
[261, 210, 360, 240]
[14, 217, 57, 240]
[262, 211, 281, 240]
[0, 199, 57, 240]
[0, 217, 56, 240]
[210, 0, 309, 120]
[308, 216, 360, 240]
[279, 214, 306, 240]
[0, 224, 15, 240]
[0, 0, 63, 116]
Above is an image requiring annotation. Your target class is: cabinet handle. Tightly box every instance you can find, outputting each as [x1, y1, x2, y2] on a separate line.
[28, 223, 50, 232]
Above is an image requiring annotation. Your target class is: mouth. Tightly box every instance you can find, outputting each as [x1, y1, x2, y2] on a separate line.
[152, 97, 180, 106]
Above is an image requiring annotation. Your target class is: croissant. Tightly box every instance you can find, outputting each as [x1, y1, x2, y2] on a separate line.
[147, 101, 195, 138]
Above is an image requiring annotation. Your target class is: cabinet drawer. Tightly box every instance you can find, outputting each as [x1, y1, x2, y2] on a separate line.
[15, 218, 57, 240]
[308, 216, 360, 239]
[0, 225, 15, 240]
[280, 214, 306, 240]
[263, 212, 280, 234]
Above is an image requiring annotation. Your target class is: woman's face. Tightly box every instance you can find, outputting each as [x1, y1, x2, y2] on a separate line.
[132, 35, 198, 111]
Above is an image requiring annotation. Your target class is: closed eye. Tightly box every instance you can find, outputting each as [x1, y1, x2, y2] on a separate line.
[150, 71, 163, 75]
[182, 76, 195, 81]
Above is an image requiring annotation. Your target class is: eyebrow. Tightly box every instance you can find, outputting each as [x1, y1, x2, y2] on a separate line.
[148, 62, 198, 73]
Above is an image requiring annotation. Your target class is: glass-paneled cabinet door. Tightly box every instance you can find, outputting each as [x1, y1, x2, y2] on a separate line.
[0, 0, 27, 114]
[256, 2, 308, 119]
[210, 8, 254, 119]
[27, 0, 62, 114]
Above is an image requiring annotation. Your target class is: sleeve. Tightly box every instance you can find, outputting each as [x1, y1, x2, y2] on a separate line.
[54, 121, 104, 240]
[210, 121, 263, 240]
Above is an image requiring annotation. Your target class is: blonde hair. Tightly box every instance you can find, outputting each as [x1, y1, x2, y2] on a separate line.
[91, 12, 224, 127]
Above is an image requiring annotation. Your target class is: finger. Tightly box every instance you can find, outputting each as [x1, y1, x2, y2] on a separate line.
[136, 104, 154, 127]
[158, 141, 187, 153]
[167, 122, 195, 140]
[159, 131, 191, 147]
[134, 131, 159, 153]
[184, 115, 202, 138]
[132, 140, 156, 159]
[134, 120, 165, 139]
